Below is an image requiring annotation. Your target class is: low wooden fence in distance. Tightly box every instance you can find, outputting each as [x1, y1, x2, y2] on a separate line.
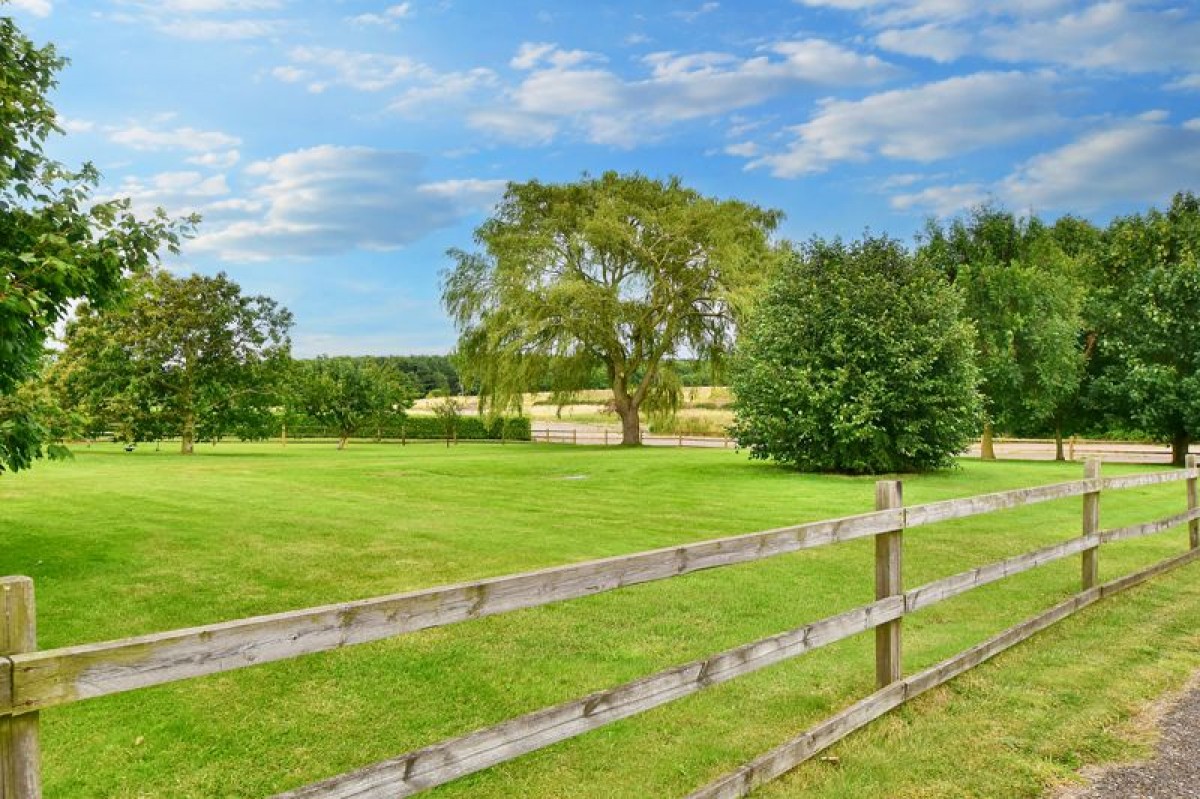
[3, 456, 1200, 798]
[531, 427, 732, 448]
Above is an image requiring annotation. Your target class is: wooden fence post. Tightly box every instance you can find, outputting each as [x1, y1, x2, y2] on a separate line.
[874, 480, 903, 688]
[1188, 454, 1198, 550]
[1, 576, 41, 799]
[1082, 457, 1101, 590]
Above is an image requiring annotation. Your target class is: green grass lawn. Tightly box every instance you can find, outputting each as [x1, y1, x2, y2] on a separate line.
[3, 442, 1199, 798]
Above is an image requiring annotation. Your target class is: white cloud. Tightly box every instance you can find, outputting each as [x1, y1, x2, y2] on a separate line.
[982, 3, 1200, 73]
[750, 71, 1064, 177]
[388, 68, 499, 114]
[890, 182, 988, 214]
[510, 42, 601, 71]
[890, 115, 1200, 215]
[418, 178, 508, 210]
[349, 2, 412, 29]
[1167, 74, 1200, 91]
[190, 146, 500, 261]
[674, 2, 719, 23]
[1000, 115, 1200, 210]
[186, 150, 241, 168]
[101, 170, 232, 220]
[283, 46, 426, 92]
[472, 38, 897, 147]
[9, 0, 53, 17]
[109, 124, 240, 152]
[60, 116, 96, 134]
[874, 24, 970, 62]
[110, 0, 287, 39]
[830, 1, 1200, 73]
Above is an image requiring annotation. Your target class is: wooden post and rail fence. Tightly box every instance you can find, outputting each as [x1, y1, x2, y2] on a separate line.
[4, 455, 1200, 798]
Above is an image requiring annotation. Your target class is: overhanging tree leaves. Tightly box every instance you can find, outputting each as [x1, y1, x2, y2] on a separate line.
[442, 171, 781, 445]
[731, 235, 981, 474]
[55, 270, 293, 453]
[0, 17, 190, 472]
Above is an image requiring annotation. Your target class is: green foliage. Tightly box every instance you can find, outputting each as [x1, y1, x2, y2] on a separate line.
[53, 270, 293, 450]
[919, 207, 1087, 437]
[1089, 192, 1200, 463]
[0, 17, 192, 471]
[289, 414, 529, 441]
[731, 235, 981, 473]
[443, 171, 781, 444]
[293, 356, 415, 448]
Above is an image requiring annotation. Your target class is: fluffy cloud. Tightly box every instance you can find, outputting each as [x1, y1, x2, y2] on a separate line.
[750, 71, 1063, 176]
[470, 39, 898, 147]
[890, 114, 1200, 214]
[982, 3, 1200, 73]
[827, 1, 1200, 74]
[9, 0, 53, 16]
[190, 146, 503, 261]
[280, 46, 427, 92]
[107, 123, 241, 169]
[111, 0, 287, 40]
[349, 2, 411, 28]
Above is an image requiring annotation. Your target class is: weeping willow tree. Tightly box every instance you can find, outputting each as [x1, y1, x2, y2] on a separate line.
[442, 172, 781, 445]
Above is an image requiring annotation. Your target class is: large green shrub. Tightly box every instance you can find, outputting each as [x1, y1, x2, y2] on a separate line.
[730, 235, 981, 473]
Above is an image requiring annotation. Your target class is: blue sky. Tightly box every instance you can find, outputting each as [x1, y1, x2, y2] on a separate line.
[9, 0, 1200, 356]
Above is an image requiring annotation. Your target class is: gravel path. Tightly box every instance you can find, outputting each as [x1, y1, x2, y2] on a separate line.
[1055, 676, 1200, 799]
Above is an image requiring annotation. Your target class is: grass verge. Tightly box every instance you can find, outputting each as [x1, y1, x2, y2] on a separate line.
[1, 442, 1197, 797]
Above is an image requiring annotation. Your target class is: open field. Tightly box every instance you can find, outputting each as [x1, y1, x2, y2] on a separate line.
[410, 387, 735, 436]
[3, 443, 1200, 797]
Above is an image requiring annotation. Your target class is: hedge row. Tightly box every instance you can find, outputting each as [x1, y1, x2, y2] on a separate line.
[289, 415, 531, 441]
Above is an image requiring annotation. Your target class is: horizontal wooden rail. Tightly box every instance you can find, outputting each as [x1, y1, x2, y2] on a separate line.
[903, 534, 1099, 613]
[1101, 508, 1200, 544]
[7, 509, 901, 714]
[688, 546, 1200, 799]
[273, 598, 905, 799]
[1103, 470, 1193, 490]
[903, 479, 1098, 527]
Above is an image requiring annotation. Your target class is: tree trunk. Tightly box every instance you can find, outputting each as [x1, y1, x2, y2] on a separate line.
[181, 412, 196, 455]
[980, 421, 996, 461]
[281, 420, 288, 448]
[617, 404, 642, 446]
[1054, 422, 1065, 462]
[1172, 431, 1190, 467]
[337, 434, 348, 451]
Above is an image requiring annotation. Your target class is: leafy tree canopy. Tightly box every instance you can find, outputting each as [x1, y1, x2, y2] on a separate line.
[293, 356, 415, 449]
[53, 270, 292, 452]
[731, 235, 981, 474]
[1090, 191, 1200, 465]
[0, 17, 191, 471]
[442, 171, 781, 445]
[919, 206, 1086, 458]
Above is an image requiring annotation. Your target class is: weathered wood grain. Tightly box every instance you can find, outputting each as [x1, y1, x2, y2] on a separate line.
[272, 596, 906, 799]
[903, 478, 1097, 528]
[1101, 509, 1200, 544]
[874, 481, 903, 689]
[686, 548, 1200, 799]
[1188, 455, 1198, 549]
[8, 509, 902, 715]
[1082, 458, 1101, 590]
[903, 534, 1099, 613]
[1103, 469, 1194, 490]
[0, 577, 40, 799]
